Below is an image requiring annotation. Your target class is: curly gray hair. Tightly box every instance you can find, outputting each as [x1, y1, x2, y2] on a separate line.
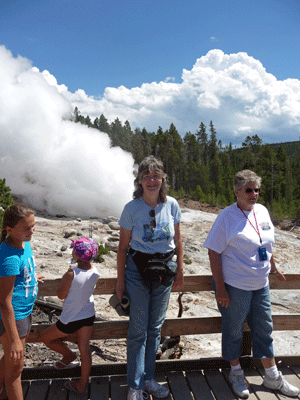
[233, 169, 262, 191]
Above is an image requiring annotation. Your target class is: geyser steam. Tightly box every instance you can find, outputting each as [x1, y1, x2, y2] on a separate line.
[0, 46, 134, 217]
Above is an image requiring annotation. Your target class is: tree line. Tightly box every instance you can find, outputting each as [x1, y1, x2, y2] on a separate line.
[73, 108, 300, 222]
[1, 109, 300, 223]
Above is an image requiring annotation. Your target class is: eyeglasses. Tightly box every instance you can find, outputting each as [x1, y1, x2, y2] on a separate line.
[245, 188, 260, 193]
[149, 210, 156, 228]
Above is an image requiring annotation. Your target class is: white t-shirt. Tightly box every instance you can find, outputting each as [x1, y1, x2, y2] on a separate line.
[60, 265, 100, 324]
[203, 203, 274, 290]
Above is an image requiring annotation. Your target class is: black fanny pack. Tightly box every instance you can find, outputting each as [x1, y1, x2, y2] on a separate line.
[128, 247, 176, 287]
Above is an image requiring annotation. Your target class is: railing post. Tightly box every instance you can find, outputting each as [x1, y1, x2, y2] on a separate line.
[241, 331, 252, 356]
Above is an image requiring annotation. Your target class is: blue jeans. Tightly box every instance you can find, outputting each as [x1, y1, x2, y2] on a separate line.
[125, 254, 173, 389]
[212, 279, 274, 361]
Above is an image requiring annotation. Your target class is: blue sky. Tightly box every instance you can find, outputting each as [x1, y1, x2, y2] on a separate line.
[1, 0, 300, 145]
[1, 0, 299, 95]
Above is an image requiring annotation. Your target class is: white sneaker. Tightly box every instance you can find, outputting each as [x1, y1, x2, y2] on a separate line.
[229, 369, 250, 399]
[127, 387, 149, 400]
[143, 379, 170, 398]
[263, 371, 300, 397]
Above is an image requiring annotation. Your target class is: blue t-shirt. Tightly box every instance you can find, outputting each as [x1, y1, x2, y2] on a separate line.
[119, 196, 181, 254]
[0, 241, 38, 320]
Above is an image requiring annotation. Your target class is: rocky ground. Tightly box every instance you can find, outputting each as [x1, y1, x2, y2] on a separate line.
[2, 200, 300, 368]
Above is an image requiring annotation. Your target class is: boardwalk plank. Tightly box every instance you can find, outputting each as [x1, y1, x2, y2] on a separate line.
[22, 381, 30, 398]
[64, 379, 88, 400]
[90, 376, 110, 400]
[111, 375, 128, 400]
[244, 369, 278, 399]
[167, 371, 193, 400]
[25, 379, 50, 400]
[205, 369, 236, 400]
[185, 370, 215, 400]
[46, 379, 68, 400]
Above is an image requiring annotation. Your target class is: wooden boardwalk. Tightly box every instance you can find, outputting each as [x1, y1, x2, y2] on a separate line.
[21, 359, 300, 400]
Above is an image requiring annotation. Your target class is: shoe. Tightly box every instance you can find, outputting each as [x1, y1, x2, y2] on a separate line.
[127, 387, 149, 400]
[64, 381, 87, 397]
[143, 379, 170, 398]
[53, 360, 80, 369]
[263, 371, 300, 397]
[229, 369, 250, 399]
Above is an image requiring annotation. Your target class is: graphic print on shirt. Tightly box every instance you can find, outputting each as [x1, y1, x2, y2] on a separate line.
[24, 255, 38, 298]
[142, 223, 170, 243]
[260, 222, 271, 230]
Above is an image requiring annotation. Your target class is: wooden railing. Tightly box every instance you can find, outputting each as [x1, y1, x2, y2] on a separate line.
[29, 274, 300, 345]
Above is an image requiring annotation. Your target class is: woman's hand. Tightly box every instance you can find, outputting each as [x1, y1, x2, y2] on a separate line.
[216, 287, 231, 308]
[10, 338, 24, 363]
[37, 274, 45, 283]
[116, 279, 125, 300]
[270, 255, 286, 281]
[173, 269, 184, 289]
[271, 267, 286, 281]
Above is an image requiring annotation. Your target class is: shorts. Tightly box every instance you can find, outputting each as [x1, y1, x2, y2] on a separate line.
[56, 315, 95, 334]
[0, 314, 32, 338]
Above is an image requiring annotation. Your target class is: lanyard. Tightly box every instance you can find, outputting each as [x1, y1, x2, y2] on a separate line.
[240, 207, 262, 245]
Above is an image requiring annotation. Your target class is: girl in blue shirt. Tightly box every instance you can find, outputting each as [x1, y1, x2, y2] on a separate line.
[0, 204, 44, 400]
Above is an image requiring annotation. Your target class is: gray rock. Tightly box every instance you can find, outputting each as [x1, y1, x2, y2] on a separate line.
[64, 229, 77, 238]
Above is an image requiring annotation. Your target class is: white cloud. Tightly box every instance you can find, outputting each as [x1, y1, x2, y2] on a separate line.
[0, 46, 134, 217]
[57, 49, 300, 143]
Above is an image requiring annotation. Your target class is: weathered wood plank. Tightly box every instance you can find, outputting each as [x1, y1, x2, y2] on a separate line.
[185, 370, 215, 400]
[110, 375, 128, 400]
[46, 379, 68, 400]
[167, 371, 194, 400]
[36, 274, 300, 298]
[205, 369, 235, 400]
[24, 380, 50, 400]
[27, 314, 300, 343]
[90, 376, 110, 400]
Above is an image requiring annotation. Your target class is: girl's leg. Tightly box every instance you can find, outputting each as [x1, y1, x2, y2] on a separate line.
[0, 332, 27, 400]
[40, 324, 77, 366]
[69, 326, 93, 394]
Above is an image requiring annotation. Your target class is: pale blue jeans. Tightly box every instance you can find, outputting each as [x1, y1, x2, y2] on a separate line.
[125, 254, 173, 389]
[212, 279, 274, 361]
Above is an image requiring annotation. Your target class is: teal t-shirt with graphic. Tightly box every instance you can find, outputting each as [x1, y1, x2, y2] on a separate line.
[0, 241, 38, 320]
[119, 196, 181, 254]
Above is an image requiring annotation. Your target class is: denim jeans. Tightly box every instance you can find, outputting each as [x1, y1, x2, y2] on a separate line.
[212, 279, 274, 361]
[125, 254, 173, 389]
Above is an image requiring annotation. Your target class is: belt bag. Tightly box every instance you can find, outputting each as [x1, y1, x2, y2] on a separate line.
[129, 248, 176, 286]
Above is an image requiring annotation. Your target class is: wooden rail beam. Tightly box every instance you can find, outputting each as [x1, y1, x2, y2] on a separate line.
[37, 274, 300, 297]
[27, 314, 300, 343]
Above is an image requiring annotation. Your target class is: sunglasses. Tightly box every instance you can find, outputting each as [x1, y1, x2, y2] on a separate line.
[149, 210, 156, 228]
[245, 188, 260, 193]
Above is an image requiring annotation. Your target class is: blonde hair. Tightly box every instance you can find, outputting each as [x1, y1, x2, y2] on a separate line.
[233, 170, 262, 191]
[133, 156, 168, 203]
[1, 204, 34, 243]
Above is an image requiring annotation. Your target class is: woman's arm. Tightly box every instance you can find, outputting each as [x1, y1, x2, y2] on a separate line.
[0, 276, 24, 361]
[116, 227, 132, 300]
[173, 222, 184, 289]
[57, 269, 74, 300]
[270, 255, 286, 281]
[208, 249, 231, 308]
